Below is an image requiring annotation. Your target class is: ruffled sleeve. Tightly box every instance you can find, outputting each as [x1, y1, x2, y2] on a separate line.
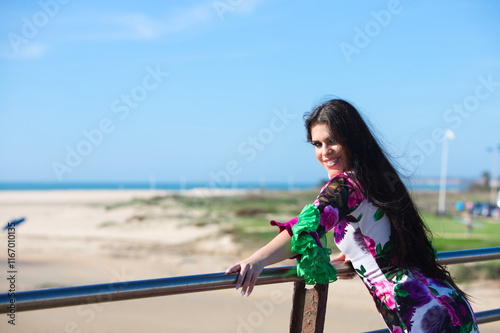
[291, 204, 338, 285]
[270, 217, 298, 237]
[269, 172, 364, 285]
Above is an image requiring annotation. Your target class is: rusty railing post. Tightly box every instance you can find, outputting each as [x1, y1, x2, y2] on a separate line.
[290, 281, 329, 333]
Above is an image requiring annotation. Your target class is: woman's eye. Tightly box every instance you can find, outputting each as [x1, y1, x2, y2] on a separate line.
[313, 142, 321, 148]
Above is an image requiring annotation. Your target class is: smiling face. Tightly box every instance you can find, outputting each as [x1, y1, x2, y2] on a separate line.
[310, 123, 349, 179]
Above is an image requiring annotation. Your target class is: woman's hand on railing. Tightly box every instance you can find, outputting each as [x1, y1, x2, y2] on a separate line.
[331, 252, 356, 280]
[226, 257, 265, 297]
[226, 231, 295, 297]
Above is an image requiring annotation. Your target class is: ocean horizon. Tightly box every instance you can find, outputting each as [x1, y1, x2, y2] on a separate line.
[0, 179, 473, 192]
[0, 181, 316, 191]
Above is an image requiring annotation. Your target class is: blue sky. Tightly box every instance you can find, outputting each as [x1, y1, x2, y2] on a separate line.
[1, 0, 499, 186]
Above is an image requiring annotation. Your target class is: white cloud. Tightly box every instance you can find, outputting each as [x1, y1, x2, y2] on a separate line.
[0, 1, 266, 59]
[229, 0, 265, 14]
[212, 0, 265, 20]
[162, 3, 216, 35]
[67, 1, 265, 41]
[110, 13, 163, 40]
[1, 41, 48, 60]
[60, 5, 214, 42]
[63, 3, 217, 41]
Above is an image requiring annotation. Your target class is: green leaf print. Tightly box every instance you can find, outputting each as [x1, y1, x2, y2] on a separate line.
[389, 268, 406, 282]
[449, 290, 459, 299]
[394, 286, 409, 298]
[355, 265, 367, 277]
[340, 186, 348, 207]
[357, 213, 363, 221]
[397, 269, 408, 281]
[460, 322, 472, 333]
[380, 242, 391, 255]
[429, 287, 439, 297]
[373, 208, 385, 221]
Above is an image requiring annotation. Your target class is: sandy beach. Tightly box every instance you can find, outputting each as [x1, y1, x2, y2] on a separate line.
[0, 190, 499, 332]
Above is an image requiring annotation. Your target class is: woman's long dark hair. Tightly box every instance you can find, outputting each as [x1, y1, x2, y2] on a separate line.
[304, 99, 467, 298]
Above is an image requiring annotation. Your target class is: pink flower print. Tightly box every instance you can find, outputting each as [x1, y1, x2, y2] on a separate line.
[347, 188, 364, 209]
[438, 295, 461, 326]
[392, 326, 403, 333]
[363, 235, 377, 258]
[412, 270, 432, 288]
[459, 304, 467, 317]
[373, 280, 396, 310]
[320, 205, 339, 231]
[333, 219, 348, 243]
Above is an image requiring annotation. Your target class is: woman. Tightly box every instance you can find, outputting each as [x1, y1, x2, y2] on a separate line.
[226, 99, 478, 332]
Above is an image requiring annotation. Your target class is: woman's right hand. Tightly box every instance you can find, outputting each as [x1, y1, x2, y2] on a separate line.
[331, 252, 355, 280]
[226, 256, 265, 297]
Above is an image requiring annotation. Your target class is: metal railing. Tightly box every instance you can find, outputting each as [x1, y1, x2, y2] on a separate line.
[1, 247, 500, 331]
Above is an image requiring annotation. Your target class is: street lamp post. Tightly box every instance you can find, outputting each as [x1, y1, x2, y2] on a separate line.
[438, 129, 456, 215]
[487, 144, 500, 204]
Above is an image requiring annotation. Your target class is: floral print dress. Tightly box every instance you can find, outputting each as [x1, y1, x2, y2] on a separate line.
[271, 172, 478, 333]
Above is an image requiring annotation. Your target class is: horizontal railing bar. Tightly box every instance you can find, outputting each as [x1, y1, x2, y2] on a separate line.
[0, 263, 354, 313]
[476, 308, 500, 324]
[362, 308, 500, 333]
[1, 247, 499, 314]
[0, 265, 293, 313]
[436, 247, 500, 265]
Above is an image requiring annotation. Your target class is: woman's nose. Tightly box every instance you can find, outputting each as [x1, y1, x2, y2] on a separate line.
[322, 145, 332, 156]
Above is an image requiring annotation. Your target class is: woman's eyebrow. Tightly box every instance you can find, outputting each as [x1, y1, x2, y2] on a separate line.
[311, 137, 331, 142]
